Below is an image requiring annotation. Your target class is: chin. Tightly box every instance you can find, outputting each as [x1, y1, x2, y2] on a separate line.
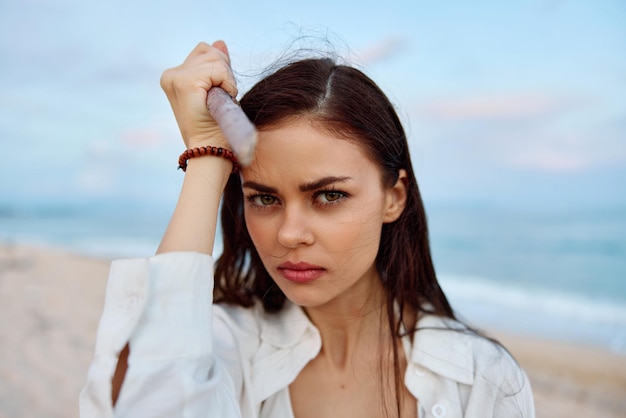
[280, 287, 335, 309]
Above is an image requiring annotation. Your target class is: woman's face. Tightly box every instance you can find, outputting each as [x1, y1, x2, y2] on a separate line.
[241, 118, 406, 309]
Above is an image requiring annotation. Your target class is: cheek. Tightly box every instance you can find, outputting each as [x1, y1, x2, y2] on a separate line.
[328, 211, 384, 262]
[244, 210, 272, 253]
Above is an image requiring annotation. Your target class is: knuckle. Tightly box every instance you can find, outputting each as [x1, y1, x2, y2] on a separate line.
[160, 68, 188, 93]
[211, 61, 229, 76]
[192, 41, 211, 55]
[160, 69, 173, 89]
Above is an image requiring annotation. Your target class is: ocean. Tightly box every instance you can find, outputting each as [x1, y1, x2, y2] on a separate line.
[1, 200, 625, 354]
[427, 206, 626, 354]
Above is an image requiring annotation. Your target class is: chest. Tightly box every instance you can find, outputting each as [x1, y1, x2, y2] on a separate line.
[288, 357, 417, 418]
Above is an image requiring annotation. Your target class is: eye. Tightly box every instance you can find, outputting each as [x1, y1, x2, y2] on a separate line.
[314, 190, 347, 206]
[247, 194, 278, 206]
[321, 192, 342, 202]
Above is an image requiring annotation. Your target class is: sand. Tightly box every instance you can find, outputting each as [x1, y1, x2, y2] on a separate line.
[0, 242, 624, 418]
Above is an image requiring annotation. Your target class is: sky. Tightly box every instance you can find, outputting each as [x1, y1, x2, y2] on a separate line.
[1, 0, 625, 211]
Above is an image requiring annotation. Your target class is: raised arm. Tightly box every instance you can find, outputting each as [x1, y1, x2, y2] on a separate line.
[109, 40, 239, 406]
[157, 40, 238, 255]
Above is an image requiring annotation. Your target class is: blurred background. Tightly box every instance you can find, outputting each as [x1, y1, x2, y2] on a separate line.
[0, 1, 625, 414]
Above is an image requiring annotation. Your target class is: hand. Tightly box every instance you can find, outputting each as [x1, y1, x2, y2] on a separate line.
[160, 41, 238, 149]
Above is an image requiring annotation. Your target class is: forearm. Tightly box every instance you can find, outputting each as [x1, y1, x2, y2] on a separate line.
[157, 157, 232, 255]
[80, 253, 242, 417]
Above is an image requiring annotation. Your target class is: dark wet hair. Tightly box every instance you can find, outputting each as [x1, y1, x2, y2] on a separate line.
[215, 57, 453, 318]
[214, 57, 457, 416]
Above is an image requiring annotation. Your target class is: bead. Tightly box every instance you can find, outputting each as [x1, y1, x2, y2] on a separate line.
[178, 146, 239, 173]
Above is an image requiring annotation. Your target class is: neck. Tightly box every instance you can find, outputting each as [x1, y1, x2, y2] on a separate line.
[304, 272, 389, 370]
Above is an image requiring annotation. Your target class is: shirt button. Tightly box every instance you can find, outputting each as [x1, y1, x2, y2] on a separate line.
[413, 366, 426, 376]
[125, 296, 139, 314]
[432, 404, 446, 417]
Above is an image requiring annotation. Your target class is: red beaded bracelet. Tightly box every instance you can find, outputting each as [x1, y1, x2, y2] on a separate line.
[178, 146, 239, 173]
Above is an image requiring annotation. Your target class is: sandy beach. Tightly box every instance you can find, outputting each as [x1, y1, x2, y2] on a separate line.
[1, 242, 624, 417]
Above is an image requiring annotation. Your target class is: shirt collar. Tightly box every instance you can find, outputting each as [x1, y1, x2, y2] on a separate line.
[259, 301, 318, 348]
[258, 302, 475, 385]
[408, 314, 475, 385]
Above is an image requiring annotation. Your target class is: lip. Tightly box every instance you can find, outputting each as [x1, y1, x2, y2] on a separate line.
[277, 261, 326, 283]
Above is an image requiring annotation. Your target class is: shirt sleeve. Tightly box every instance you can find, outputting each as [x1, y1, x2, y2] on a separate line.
[79, 252, 242, 418]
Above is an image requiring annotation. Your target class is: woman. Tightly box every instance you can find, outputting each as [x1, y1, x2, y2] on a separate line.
[80, 41, 535, 417]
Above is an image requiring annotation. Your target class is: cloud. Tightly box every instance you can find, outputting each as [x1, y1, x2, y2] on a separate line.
[506, 134, 592, 172]
[415, 93, 578, 122]
[77, 164, 118, 194]
[75, 126, 174, 197]
[512, 153, 586, 172]
[87, 48, 163, 85]
[350, 36, 408, 66]
[121, 128, 166, 148]
[409, 92, 625, 173]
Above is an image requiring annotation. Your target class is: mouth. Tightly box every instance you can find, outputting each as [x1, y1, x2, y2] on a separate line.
[277, 261, 326, 283]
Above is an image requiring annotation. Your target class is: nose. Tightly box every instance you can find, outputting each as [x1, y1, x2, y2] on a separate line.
[277, 206, 314, 248]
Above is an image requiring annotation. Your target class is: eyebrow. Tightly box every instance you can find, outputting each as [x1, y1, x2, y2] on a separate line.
[298, 176, 352, 192]
[242, 176, 352, 194]
[242, 181, 277, 194]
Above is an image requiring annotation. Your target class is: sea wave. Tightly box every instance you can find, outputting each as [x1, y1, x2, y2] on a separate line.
[439, 274, 626, 354]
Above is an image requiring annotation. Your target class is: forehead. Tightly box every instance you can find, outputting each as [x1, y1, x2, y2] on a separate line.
[241, 119, 379, 185]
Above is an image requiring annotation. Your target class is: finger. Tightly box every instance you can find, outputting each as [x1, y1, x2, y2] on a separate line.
[190, 61, 238, 98]
[210, 41, 236, 97]
[212, 40, 231, 65]
[184, 41, 231, 67]
[184, 42, 213, 62]
[162, 60, 238, 101]
[213, 66, 238, 99]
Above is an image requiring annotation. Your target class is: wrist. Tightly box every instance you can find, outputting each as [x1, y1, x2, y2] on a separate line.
[184, 128, 229, 151]
[185, 155, 233, 172]
[178, 146, 239, 173]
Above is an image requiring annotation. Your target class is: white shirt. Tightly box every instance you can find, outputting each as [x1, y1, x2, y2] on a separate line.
[80, 252, 535, 417]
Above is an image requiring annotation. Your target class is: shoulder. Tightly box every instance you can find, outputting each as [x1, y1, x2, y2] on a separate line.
[411, 315, 534, 415]
[414, 314, 525, 383]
